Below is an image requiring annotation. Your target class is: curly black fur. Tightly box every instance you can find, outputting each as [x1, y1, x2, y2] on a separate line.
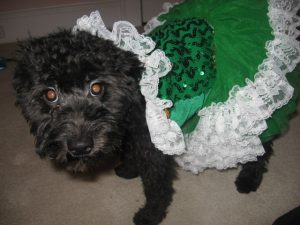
[235, 141, 274, 193]
[13, 29, 176, 225]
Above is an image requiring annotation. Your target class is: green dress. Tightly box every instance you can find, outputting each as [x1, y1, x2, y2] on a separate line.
[146, 0, 300, 172]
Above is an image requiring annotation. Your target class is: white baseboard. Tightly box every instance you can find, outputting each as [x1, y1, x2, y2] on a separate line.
[0, 0, 141, 44]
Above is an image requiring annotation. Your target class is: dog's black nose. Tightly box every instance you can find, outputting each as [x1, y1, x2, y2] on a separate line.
[68, 138, 93, 156]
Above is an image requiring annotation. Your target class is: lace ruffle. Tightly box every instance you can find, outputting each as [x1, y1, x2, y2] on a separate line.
[176, 0, 300, 173]
[73, 11, 186, 155]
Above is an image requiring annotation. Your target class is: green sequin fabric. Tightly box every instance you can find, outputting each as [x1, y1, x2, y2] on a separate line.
[150, 18, 216, 102]
[149, 18, 216, 128]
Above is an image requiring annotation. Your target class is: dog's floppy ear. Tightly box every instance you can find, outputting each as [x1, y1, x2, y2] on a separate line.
[13, 40, 53, 140]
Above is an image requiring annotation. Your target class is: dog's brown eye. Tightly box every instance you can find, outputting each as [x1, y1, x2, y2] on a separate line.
[45, 89, 57, 102]
[90, 83, 102, 96]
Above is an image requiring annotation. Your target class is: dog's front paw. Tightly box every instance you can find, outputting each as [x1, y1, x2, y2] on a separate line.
[115, 164, 139, 179]
[235, 167, 263, 193]
[133, 207, 165, 225]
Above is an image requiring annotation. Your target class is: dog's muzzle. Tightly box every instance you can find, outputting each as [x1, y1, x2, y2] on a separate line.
[67, 136, 94, 158]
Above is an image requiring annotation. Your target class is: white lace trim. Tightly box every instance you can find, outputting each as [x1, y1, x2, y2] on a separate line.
[73, 11, 186, 155]
[176, 0, 300, 173]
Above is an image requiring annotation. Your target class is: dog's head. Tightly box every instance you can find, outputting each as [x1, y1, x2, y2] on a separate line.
[14, 29, 144, 172]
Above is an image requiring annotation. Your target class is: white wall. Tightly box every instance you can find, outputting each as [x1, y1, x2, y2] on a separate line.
[0, 0, 182, 43]
[0, 0, 141, 43]
[0, 0, 93, 11]
[141, 0, 179, 22]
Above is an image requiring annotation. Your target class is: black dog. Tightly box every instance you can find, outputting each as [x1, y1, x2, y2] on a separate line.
[13, 30, 176, 225]
[13, 29, 273, 225]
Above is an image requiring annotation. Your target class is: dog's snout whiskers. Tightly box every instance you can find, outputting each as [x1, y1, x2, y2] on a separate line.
[67, 137, 94, 158]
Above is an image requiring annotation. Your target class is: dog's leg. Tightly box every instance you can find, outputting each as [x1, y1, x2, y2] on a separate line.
[116, 133, 176, 225]
[235, 141, 273, 193]
[115, 142, 139, 179]
[134, 146, 176, 225]
[124, 99, 176, 225]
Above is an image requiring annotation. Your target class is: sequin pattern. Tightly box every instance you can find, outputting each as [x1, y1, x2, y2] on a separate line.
[149, 18, 216, 103]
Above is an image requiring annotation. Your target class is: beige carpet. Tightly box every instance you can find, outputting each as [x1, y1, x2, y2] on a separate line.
[0, 43, 299, 225]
